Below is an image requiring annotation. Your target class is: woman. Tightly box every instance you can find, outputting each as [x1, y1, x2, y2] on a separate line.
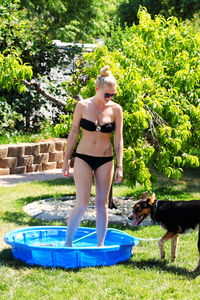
[62, 66, 123, 247]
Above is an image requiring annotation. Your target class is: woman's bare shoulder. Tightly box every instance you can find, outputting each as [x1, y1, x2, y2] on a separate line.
[77, 97, 93, 108]
[111, 101, 122, 112]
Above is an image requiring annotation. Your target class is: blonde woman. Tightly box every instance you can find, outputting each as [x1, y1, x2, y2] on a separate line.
[62, 66, 123, 247]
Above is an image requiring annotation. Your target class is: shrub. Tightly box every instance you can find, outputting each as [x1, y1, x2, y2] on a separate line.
[66, 8, 200, 188]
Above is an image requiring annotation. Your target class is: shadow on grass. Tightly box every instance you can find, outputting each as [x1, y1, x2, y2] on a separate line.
[40, 170, 200, 197]
[0, 248, 81, 273]
[0, 248, 28, 270]
[123, 184, 196, 200]
[37, 177, 75, 187]
[2, 187, 72, 228]
[1, 248, 199, 278]
[18, 191, 76, 206]
[2, 211, 65, 227]
[122, 167, 200, 199]
[123, 258, 200, 279]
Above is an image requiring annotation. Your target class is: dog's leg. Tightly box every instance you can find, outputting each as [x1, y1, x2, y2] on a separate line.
[171, 234, 179, 262]
[193, 228, 200, 272]
[158, 232, 175, 259]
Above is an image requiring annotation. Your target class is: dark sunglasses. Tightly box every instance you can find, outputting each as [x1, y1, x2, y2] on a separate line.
[104, 93, 117, 98]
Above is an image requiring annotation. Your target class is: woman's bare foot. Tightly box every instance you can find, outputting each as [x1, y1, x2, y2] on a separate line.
[64, 242, 73, 247]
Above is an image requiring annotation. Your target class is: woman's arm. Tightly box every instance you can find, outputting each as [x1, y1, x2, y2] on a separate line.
[114, 105, 123, 183]
[62, 102, 83, 177]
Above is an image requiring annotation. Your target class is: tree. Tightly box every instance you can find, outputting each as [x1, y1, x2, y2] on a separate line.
[0, 0, 121, 133]
[0, 0, 69, 132]
[19, 0, 120, 42]
[58, 8, 199, 188]
[117, 0, 200, 26]
[0, 49, 33, 134]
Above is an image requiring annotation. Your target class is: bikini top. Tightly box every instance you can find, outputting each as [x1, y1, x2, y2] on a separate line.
[80, 118, 115, 133]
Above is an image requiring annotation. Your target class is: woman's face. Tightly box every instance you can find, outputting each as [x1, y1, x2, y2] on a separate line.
[96, 84, 117, 104]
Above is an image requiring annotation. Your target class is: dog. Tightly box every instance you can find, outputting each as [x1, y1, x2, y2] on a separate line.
[128, 192, 200, 271]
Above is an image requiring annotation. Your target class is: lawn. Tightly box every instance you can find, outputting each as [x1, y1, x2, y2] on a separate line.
[0, 172, 200, 300]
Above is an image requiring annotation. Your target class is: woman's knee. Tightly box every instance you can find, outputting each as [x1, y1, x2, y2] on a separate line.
[74, 200, 89, 213]
[96, 197, 108, 211]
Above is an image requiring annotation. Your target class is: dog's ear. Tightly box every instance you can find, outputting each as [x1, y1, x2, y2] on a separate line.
[148, 193, 156, 204]
[140, 192, 148, 200]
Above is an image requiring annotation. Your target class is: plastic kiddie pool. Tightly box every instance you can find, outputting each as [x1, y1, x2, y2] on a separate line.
[4, 226, 139, 269]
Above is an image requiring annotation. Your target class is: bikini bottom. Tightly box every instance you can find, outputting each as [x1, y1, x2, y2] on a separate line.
[75, 153, 113, 171]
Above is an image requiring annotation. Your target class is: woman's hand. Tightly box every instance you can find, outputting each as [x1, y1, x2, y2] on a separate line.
[62, 159, 71, 178]
[114, 166, 123, 184]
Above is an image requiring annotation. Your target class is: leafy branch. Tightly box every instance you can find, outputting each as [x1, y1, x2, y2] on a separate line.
[23, 80, 67, 108]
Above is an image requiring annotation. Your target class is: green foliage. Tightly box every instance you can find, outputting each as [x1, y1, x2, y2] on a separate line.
[0, 48, 33, 134]
[67, 8, 200, 188]
[19, 0, 121, 42]
[117, 0, 200, 26]
[0, 50, 32, 91]
[0, 0, 71, 82]
[54, 114, 73, 138]
[0, 0, 69, 133]
[0, 122, 56, 144]
[0, 97, 23, 136]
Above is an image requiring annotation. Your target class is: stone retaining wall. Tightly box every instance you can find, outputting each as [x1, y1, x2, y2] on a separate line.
[0, 139, 67, 176]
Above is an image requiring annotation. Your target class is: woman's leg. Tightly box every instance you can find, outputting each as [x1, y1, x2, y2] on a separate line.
[65, 157, 93, 246]
[94, 160, 114, 246]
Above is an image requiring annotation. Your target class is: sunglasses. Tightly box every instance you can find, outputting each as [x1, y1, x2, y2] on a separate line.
[104, 93, 117, 98]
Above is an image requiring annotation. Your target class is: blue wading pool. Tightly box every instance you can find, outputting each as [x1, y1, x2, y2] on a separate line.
[4, 226, 139, 269]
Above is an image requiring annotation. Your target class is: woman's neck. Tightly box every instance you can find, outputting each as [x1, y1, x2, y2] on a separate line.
[93, 96, 106, 111]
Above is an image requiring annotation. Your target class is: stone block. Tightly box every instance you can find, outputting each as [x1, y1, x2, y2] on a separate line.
[26, 164, 42, 173]
[0, 147, 8, 159]
[17, 155, 34, 167]
[10, 166, 26, 174]
[0, 168, 10, 176]
[56, 161, 63, 169]
[0, 157, 17, 168]
[40, 142, 55, 153]
[25, 144, 40, 156]
[34, 153, 49, 164]
[42, 162, 57, 171]
[49, 151, 63, 162]
[55, 139, 67, 151]
[7, 145, 24, 157]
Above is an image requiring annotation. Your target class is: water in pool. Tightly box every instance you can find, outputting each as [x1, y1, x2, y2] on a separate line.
[26, 233, 114, 248]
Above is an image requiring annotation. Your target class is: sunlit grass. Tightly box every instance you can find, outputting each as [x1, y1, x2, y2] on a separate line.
[0, 175, 200, 299]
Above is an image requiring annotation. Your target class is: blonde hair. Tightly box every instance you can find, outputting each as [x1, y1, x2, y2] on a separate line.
[96, 66, 116, 88]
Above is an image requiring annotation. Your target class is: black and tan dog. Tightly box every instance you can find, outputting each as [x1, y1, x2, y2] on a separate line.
[129, 192, 200, 271]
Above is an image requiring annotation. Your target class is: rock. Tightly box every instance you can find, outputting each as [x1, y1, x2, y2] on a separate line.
[23, 196, 152, 226]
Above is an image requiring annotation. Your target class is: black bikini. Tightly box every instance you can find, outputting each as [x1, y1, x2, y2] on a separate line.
[75, 153, 113, 171]
[75, 118, 115, 171]
[80, 118, 115, 133]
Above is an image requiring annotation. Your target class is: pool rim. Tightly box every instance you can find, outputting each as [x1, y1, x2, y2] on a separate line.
[4, 226, 139, 251]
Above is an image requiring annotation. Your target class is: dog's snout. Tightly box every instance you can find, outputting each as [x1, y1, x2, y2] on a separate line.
[128, 213, 133, 220]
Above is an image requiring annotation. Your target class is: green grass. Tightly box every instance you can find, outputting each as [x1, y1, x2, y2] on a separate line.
[0, 175, 200, 300]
